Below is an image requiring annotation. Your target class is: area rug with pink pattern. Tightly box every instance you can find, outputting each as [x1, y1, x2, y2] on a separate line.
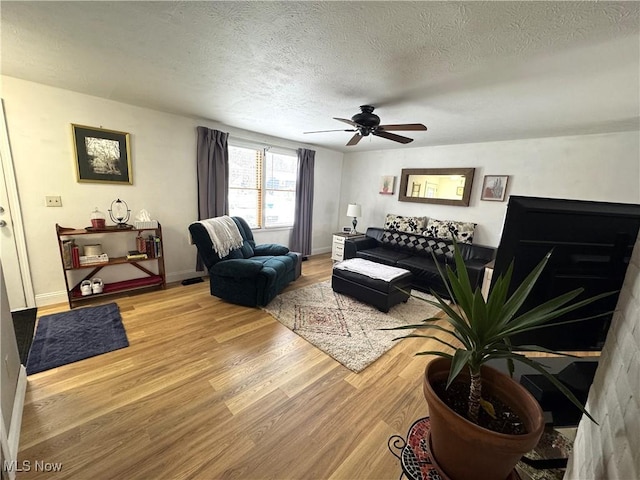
[262, 280, 442, 372]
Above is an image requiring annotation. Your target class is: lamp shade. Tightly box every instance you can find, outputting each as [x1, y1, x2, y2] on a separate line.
[346, 204, 362, 217]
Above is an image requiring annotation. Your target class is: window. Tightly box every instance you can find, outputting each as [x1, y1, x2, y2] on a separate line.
[228, 144, 297, 229]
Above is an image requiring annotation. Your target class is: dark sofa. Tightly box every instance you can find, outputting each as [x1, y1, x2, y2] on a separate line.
[189, 216, 301, 307]
[344, 227, 495, 298]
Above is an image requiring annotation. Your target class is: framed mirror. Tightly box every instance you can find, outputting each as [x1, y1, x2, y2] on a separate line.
[398, 168, 475, 206]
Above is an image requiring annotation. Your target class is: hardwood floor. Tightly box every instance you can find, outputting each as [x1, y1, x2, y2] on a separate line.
[16, 254, 444, 480]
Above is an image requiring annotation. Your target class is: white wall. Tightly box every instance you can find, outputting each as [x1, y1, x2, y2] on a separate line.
[3, 75, 639, 306]
[1, 76, 343, 306]
[565, 233, 640, 479]
[340, 133, 640, 246]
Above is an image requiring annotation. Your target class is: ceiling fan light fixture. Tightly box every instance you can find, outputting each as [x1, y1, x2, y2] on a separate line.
[351, 105, 380, 127]
[303, 105, 426, 146]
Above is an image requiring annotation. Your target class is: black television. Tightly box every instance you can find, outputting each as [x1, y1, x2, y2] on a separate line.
[492, 196, 640, 351]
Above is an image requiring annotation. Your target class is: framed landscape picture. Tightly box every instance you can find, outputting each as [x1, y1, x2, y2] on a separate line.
[481, 175, 509, 201]
[72, 124, 132, 184]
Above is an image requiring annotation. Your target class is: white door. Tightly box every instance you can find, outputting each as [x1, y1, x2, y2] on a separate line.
[0, 100, 34, 310]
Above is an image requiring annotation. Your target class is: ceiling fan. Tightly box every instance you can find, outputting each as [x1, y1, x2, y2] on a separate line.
[304, 105, 427, 146]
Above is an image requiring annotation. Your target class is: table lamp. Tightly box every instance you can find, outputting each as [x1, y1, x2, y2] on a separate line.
[346, 203, 362, 234]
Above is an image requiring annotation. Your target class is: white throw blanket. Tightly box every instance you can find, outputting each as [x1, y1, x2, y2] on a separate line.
[334, 258, 410, 282]
[194, 216, 244, 258]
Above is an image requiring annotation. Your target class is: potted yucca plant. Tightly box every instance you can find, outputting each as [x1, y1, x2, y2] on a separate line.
[390, 244, 614, 480]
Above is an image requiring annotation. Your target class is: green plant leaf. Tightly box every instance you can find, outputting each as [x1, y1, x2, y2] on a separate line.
[451, 240, 474, 302]
[447, 349, 473, 388]
[386, 319, 471, 351]
[430, 251, 459, 305]
[415, 351, 454, 359]
[484, 267, 517, 340]
[470, 288, 490, 343]
[485, 262, 513, 322]
[507, 353, 598, 424]
[501, 291, 617, 337]
[408, 294, 445, 310]
[394, 334, 459, 351]
[511, 310, 616, 337]
[385, 321, 455, 334]
[511, 345, 581, 358]
[498, 289, 584, 335]
[496, 251, 553, 327]
[447, 270, 474, 323]
[386, 322, 456, 335]
[428, 291, 477, 349]
[383, 323, 439, 331]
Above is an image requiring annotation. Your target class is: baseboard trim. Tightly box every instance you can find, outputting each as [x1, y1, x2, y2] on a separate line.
[166, 270, 203, 284]
[35, 290, 68, 307]
[312, 246, 331, 256]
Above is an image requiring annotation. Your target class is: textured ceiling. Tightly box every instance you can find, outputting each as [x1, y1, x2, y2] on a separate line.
[2, 1, 639, 152]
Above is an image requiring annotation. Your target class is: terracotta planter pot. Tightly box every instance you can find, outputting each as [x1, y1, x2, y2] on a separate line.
[423, 357, 544, 480]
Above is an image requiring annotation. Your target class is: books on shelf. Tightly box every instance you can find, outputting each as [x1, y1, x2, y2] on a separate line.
[62, 235, 162, 264]
[79, 253, 109, 266]
[127, 250, 148, 260]
[72, 244, 80, 268]
[62, 240, 74, 268]
[144, 234, 162, 258]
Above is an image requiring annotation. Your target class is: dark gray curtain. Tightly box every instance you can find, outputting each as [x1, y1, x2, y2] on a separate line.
[291, 148, 315, 257]
[196, 126, 229, 271]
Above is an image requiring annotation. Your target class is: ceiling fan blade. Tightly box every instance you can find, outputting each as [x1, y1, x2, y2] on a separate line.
[303, 129, 357, 134]
[373, 130, 413, 144]
[334, 117, 359, 127]
[378, 123, 427, 131]
[346, 133, 363, 146]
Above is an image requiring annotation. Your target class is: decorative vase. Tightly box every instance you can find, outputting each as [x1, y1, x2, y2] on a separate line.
[423, 357, 544, 480]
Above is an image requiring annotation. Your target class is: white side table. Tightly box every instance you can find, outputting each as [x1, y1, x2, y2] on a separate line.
[331, 232, 365, 262]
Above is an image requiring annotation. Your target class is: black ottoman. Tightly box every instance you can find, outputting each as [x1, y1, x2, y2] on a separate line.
[331, 259, 413, 312]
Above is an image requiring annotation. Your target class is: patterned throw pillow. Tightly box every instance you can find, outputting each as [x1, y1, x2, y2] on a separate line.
[423, 218, 476, 244]
[384, 214, 427, 234]
[381, 230, 455, 261]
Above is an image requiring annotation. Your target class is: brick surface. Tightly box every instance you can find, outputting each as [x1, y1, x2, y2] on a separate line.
[616, 445, 638, 480]
[565, 234, 640, 479]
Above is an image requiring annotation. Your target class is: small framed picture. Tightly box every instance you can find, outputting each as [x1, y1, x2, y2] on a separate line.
[342, 226, 352, 233]
[72, 124, 132, 184]
[379, 175, 395, 195]
[481, 175, 509, 201]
